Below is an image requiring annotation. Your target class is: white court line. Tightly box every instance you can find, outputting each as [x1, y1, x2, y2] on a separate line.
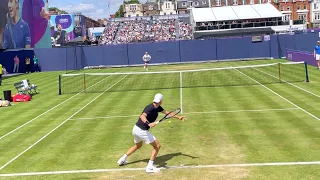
[69, 108, 300, 120]
[184, 108, 300, 114]
[234, 68, 320, 121]
[0, 75, 128, 172]
[1, 161, 320, 177]
[0, 76, 111, 141]
[253, 67, 320, 98]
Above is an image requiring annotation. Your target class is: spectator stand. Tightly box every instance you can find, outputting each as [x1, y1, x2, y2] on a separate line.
[190, 4, 290, 38]
[99, 14, 193, 45]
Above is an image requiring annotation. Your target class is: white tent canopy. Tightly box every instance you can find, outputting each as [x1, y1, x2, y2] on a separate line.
[192, 4, 283, 22]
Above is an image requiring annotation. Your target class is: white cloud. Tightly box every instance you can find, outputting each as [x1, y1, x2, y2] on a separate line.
[62, 3, 95, 13]
[96, 9, 104, 14]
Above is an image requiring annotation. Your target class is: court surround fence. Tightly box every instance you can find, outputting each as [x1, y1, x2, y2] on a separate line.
[0, 32, 319, 73]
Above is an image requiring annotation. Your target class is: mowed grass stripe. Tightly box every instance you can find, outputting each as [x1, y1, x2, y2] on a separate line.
[74, 90, 144, 118]
[207, 86, 249, 164]
[0, 72, 113, 139]
[0, 88, 172, 172]
[223, 84, 289, 162]
[266, 83, 320, 119]
[71, 77, 130, 118]
[0, 75, 131, 173]
[217, 84, 299, 163]
[0, 72, 63, 134]
[0, 71, 83, 138]
[0, 94, 100, 169]
[232, 68, 320, 161]
[237, 91, 307, 162]
[0, 91, 173, 172]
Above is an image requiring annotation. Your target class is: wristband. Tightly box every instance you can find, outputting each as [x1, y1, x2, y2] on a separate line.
[145, 121, 150, 126]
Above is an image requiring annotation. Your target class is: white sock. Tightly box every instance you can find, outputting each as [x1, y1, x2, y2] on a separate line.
[147, 160, 154, 168]
[121, 154, 128, 160]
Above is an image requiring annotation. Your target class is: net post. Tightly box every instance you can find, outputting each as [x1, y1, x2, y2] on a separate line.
[278, 63, 281, 83]
[180, 71, 183, 114]
[84, 74, 87, 93]
[304, 61, 309, 82]
[58, 75, 62, 95]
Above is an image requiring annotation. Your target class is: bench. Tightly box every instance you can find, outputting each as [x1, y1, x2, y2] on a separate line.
[14, 80, 39, 95]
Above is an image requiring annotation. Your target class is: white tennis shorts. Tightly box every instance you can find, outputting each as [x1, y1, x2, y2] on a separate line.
[316, 54, 320, 61]
[132, 125, 156, 144]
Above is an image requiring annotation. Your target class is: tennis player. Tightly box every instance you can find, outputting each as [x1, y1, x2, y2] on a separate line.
[117, 93, 186, 173]
[142, 52, 151, 71]
[4, 0, 31, 49]
[314, 41, 320, 70]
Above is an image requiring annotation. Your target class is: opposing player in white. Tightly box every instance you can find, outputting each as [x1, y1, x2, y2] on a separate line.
[142, 52, 151, 71]
[117, 93, 185, 173]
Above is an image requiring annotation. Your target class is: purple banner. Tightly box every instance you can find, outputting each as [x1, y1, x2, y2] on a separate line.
[286, 49, 317, 67]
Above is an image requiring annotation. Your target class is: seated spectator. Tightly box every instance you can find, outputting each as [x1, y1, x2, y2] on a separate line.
[98, 16, 193, 45]
[2, 66, 8, 75]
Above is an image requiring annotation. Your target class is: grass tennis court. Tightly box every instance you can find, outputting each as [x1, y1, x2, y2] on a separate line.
[0, 59, 320, 180]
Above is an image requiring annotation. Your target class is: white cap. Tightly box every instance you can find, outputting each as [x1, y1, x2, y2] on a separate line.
[153, 93, 163, 103]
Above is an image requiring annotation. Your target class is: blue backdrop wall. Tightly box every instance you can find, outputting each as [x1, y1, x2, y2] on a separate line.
[0, 32, 319, 73]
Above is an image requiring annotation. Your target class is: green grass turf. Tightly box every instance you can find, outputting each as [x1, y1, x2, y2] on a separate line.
[0, 59, 320, 180]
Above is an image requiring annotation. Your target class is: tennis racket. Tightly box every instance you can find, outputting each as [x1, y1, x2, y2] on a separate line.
[155, 108, 181, 124]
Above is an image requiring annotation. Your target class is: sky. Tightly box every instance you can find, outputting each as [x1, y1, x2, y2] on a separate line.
[49, 0, 125, 20]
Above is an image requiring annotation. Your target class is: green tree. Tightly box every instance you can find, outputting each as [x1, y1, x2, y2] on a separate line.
[125, 0, 140, 4]
[115, 5, 124, 18]
[114, 0, 140, 18]
[49, 7, 69, 14]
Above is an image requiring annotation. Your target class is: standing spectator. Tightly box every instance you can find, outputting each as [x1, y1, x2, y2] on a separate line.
[25, 56, 30, 73]
[33, 55, 39, 72]
[0, 63, 2, 86]
[314, 41, 320, 70]
[13, 55, 19, 73]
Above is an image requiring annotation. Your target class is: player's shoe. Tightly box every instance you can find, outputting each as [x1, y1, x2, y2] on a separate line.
[117, 158, 128, 166]
[146, 166, 161, 173]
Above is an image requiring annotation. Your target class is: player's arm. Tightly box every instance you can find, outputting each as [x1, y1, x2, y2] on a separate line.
[140, 112, 157, 128]
[161, 110, 186, 120]
[24, 23, 31, 49]
[53, 31, 57, 39]
[3, 25, 8, 49]
[65, 31, 69, 42]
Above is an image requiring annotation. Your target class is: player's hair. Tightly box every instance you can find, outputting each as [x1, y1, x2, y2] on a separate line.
[56, 24, 61, 28]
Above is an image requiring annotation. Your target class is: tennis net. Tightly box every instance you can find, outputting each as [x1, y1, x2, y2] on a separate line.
[58, 61, 309, 95]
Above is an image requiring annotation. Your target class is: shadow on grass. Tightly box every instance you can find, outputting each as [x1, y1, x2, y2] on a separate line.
[126, 152, 199, 168]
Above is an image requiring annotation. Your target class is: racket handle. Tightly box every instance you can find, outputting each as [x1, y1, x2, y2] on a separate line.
[155, 121, 159, 124]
